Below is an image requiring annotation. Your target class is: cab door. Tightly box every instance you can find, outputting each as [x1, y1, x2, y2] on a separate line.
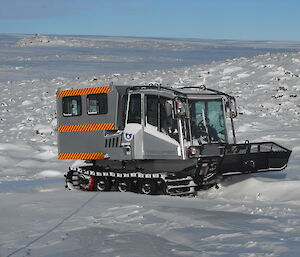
[143, 94, 181, 159]
[123, 93, 144, 159]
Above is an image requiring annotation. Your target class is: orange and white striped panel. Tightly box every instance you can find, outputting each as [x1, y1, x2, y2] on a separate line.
[58, 123, 114, 132]
[57, 86, 112, 97]
[58, 152, 105, 159]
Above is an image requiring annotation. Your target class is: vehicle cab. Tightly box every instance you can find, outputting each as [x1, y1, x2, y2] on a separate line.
[122, 84, 235, 160]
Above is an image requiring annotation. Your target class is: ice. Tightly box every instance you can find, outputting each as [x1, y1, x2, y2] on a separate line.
[222, 66, 243, 75]
[21, 100, 33, 106]
[0, 34, 300, 257]
[36, 170, 62, 178]
[201, 177, 300, 202]
[33, 124, 54, 135]
[236, 73, 250, 78]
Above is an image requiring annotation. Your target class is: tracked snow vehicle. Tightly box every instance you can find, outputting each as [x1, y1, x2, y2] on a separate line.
[57, 83, 291, 196]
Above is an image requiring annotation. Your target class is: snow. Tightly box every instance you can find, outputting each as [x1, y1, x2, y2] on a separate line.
[222, 66, 243, 75]
[36, 170, 62, 178]
[0, 34, 300, 257]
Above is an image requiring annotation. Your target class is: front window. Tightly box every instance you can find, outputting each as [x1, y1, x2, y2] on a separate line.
[190, 99, 226, 143]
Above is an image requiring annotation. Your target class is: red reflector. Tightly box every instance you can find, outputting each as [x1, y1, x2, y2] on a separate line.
[188, 147, 197, 156]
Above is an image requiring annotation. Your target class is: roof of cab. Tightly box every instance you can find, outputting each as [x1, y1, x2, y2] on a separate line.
[124, 84, 228, 99]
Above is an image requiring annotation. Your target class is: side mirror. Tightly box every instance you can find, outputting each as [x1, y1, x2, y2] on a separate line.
[175, 99, 186, 117]
[165, 100, 173, 117]
[226, 97, 237, 118]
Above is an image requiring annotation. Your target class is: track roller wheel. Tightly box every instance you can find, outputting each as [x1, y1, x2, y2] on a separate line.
[95, 177, 111, 192]
[116, 179, 132, 193]
[79, 174, 95, 191]
[138, 179, 157, 195]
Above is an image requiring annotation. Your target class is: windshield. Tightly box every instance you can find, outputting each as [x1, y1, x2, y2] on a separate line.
[189, 99, 226, 143]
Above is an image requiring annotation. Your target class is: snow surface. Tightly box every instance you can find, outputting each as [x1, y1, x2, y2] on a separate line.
[0, 34, 300, 257]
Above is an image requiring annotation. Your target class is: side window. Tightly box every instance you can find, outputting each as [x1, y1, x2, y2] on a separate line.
[62, 96, 81, 116]
[127, 94, 141, 124]
[146, 95, 158, 126]
[87, 94, 108, 115]
[146, 95, 179, 141]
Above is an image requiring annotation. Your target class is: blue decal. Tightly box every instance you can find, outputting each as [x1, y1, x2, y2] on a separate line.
[124, 133, 133, 141]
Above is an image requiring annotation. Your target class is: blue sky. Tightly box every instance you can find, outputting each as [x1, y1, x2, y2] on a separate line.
[0, 0, 299, 41]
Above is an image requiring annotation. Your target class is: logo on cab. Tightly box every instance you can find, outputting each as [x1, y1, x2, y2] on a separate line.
[124, 133, 133, 141]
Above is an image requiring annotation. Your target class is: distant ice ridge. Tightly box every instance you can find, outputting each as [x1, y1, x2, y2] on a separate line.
[15, 33, 300, 50]
[5, 34, 300, 83]
[15, 34, 81, 47]
[15, 33, 207, 50]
